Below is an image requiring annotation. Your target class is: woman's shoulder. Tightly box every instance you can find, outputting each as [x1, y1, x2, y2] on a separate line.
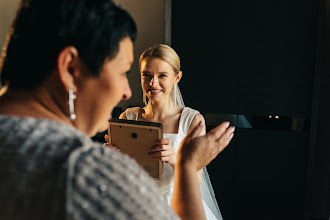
[0, 115, 90, 147]
[67, 143, 179, 219]
[181, 107, 202, 122]
[182, 107, 199, 115]
[0, 116, 178, 219]
[0, 116, 91, 218]
[189, 113, 205, 129]
[120, 106, 142, 120]
[179, 107, 204, 134]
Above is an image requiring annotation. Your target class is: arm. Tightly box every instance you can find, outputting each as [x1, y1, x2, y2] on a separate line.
[188, 113, 206, 184]
[172, 159, 205, 220]
[171, 121, 235, 220]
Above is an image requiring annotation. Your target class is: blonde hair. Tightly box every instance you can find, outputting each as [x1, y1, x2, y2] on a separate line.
[139, 44, 180, 75]
[139, 44, 183, 107]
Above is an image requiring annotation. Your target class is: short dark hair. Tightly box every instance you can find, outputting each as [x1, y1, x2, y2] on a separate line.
[0, 0, 137, 89]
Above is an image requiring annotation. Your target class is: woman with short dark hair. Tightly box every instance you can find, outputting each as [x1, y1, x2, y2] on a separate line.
[0, 0, 234, 219]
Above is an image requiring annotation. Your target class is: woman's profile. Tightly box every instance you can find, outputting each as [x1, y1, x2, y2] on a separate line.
[0, 0, 234, 219]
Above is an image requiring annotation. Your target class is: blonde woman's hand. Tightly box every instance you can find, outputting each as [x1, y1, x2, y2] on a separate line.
[104, 134, 120, 152]
[149, 138, 176, 168]
[177, 121, 234, 172]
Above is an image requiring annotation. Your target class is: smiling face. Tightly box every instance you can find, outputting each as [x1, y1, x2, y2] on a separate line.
[140, 57, 181, 105]
[75, 37, 133, 136]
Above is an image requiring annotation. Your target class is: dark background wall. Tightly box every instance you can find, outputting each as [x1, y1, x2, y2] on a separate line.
[172, 0, 317, 116]
[172, 1, 329, 220]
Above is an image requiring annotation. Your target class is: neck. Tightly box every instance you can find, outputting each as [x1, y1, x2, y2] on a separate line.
[0, 86, 72, 126]
[144, 99, 179, 119]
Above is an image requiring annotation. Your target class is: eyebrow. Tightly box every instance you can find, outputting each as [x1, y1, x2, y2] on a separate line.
[141, 71, 168, 74]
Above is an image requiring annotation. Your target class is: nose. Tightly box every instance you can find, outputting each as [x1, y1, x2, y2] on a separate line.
[149, 76, 159, 86]
[122, 80, 132, 100]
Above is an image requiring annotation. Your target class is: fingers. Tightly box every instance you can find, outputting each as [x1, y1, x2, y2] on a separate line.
[149, 143, 175, 158]
[213, 125, 235, 154]
[103, 143, 120, 152]
[149, 138, 176, 163]
[104, 134, 109, 143]
[150, 138, 172, 151]
[152, 156, 173, 162]
[149, 153, 175, 162]
[176, 121, 235, 172]
[150, 143, 172, 152]
[155, 138, 171, 145]
[149, 150, 174, 158]
[215, 129, 234, 153]
[207, 121, 230, 140]
[217, 126, 235, 142]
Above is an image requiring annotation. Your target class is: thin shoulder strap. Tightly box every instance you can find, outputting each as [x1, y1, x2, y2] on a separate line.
[124, 107, 140, 120]
[179, 107, 200, 135]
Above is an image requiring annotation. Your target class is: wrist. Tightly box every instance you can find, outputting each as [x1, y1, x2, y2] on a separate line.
[175, 155, 196, 173]
[168, 155, 176, 169]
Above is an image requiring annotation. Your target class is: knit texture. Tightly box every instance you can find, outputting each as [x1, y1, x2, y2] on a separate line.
[0, 116, 178, 220]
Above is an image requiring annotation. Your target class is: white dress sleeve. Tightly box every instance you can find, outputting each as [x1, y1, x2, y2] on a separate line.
[124, 107, 140, 120]
[180, 107, 224, 220]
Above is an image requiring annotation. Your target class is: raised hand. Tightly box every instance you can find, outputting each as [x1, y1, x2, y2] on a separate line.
[149, 138, 176, 168]
[177, 121, 234, 172]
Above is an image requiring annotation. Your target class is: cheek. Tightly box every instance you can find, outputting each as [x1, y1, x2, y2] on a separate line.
[162, 80, 172, 88]
[100, 75, 120, 94]
[95, 79, 120, 110]
[141, 79, 148, 89]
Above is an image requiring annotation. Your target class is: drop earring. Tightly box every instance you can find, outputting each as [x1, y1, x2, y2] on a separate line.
[68, 85, 76, 121]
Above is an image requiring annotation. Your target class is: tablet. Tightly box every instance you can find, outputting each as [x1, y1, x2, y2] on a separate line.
[108, 119, 163, 179]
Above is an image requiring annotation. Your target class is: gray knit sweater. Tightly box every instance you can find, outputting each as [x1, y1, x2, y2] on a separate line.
[0, 116, 179, 220]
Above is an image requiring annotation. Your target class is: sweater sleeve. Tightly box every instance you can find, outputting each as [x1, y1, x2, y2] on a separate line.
[66, 144, 179, 220]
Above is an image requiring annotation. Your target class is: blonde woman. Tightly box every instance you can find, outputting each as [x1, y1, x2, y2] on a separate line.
[120, 44, 227, 220]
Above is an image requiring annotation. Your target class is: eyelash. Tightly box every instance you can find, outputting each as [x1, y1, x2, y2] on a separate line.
[142, 74, 167, 77]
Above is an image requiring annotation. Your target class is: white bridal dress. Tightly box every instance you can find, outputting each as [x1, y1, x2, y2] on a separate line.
[124, 106, 223, 220]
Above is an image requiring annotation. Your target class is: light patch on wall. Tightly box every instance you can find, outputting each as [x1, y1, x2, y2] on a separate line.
[113, 0, 165, 110]
[0, 0, 20, 49]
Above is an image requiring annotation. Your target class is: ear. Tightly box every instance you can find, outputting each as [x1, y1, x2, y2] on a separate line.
[175, 71, 183, 84]
[56, 46, 79, 92]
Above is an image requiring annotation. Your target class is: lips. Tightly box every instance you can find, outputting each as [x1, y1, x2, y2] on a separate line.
[147, 89, 163, 94]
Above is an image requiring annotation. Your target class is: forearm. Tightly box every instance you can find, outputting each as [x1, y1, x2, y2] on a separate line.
[170, 163, 203, 185]
[197, 168, 203, 184]
[171, 161, 206, 220]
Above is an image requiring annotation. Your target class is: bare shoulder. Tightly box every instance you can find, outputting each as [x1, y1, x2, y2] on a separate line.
[191, 113, 205, 125]
[189, 113, 206, 135]
[119, 111, 127, 119]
